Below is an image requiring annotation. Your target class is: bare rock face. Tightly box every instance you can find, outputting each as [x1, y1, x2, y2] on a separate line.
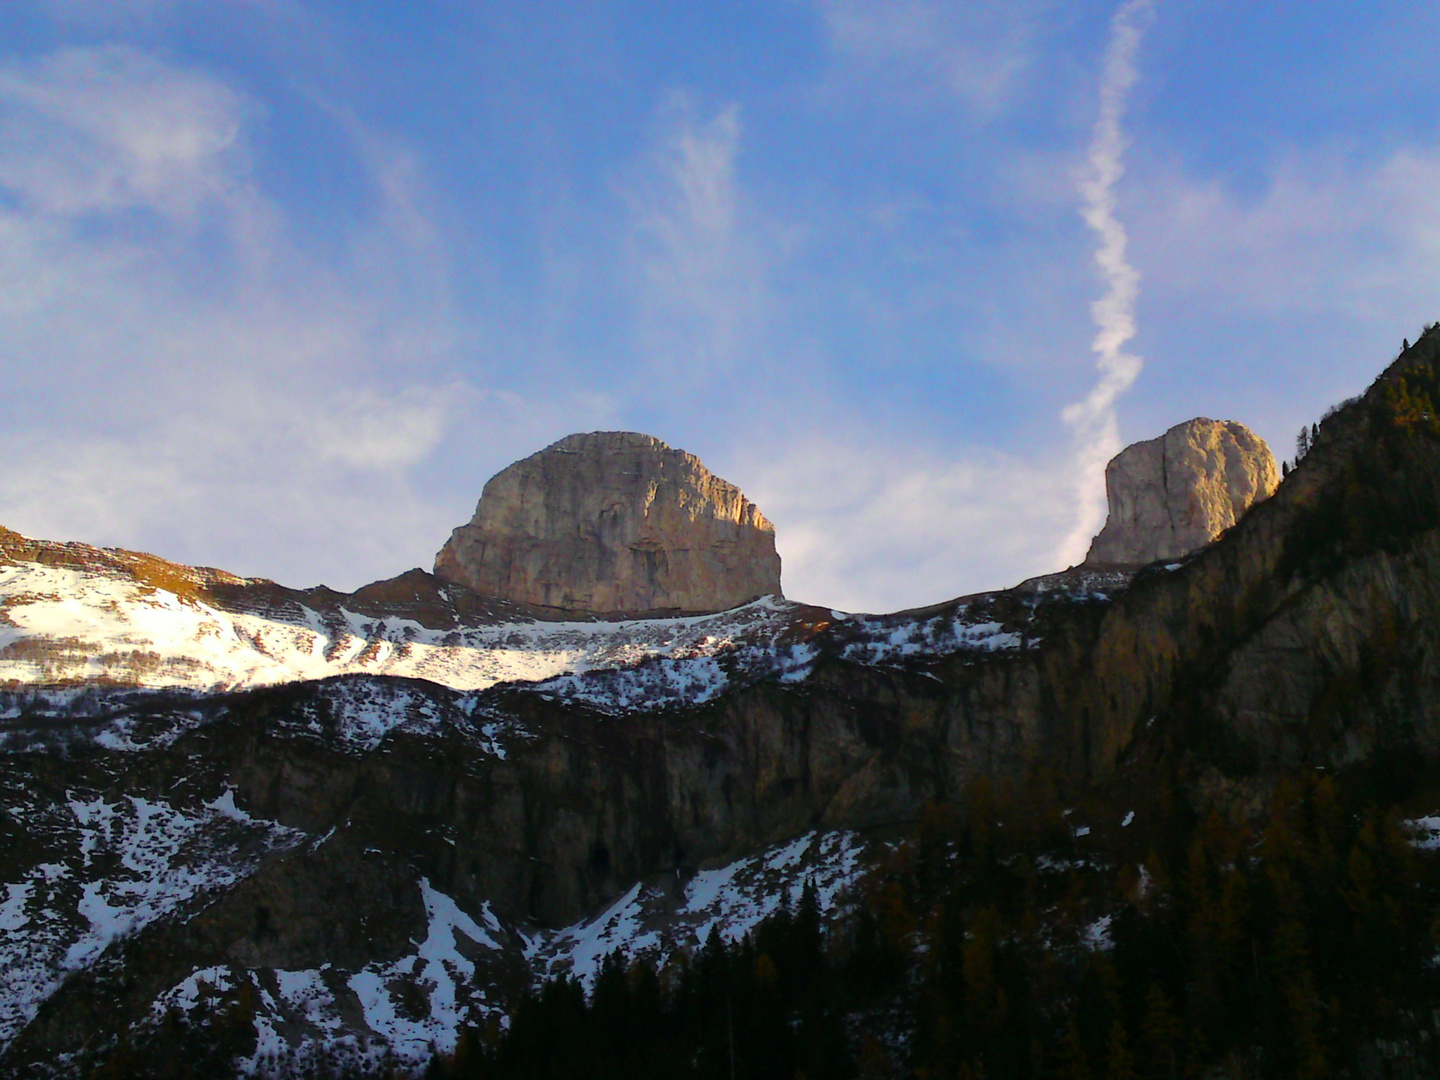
[1085, 418, 1279, 566]
[434, 431, 782, 614]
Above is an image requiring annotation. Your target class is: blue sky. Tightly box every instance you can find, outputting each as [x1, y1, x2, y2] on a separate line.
[1, 0, 1437, 612]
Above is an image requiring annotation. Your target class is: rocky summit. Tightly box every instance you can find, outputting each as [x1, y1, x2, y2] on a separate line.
[1085, 416, 1279, 566]
[433, 431, 782, 616]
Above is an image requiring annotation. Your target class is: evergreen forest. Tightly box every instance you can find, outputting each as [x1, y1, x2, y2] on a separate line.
[417, 760, 1440, 1080]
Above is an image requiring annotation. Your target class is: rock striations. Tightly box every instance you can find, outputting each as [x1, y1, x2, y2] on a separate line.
[434, 431, 782, 615]
[1085, 417, 1279, 566]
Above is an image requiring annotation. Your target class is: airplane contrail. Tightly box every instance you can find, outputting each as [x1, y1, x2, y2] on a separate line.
[1058, 0, 1157, 564]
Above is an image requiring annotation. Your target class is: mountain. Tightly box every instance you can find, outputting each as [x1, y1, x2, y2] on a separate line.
[5, 327, 1440, 1077]
[434, 431, 782, 615]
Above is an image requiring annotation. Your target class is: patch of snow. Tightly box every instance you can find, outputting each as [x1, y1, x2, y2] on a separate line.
[1035, 854, 1089, 874]
[762, 832, 816, 874]
[533, 830, 867, 989]
[239, 976, 294, 1077]
[347, 972, 401, 1050]
[68, 882, 129, 967]
[838, 607, 1028, 670]
[204, 788, 252, 822]
[1083, 914, 1114, 951]
[544, 883, 662, 990]
[1404, 816, 1440, 851]
[0, 881, 32, 933]
[778, 643, 818, 683]
[274, 968, 344, 1035]
[152, 965, 235, 1015]
[339, 879, 507, 1066]
[211, 883, 510, 1076]
[479, 721, 510, 759]
[0, 792, 307, 1052]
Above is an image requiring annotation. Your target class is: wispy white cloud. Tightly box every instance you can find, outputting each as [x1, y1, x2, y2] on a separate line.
[0, 45, 253, 221]
[1132, 146, 1440, 319]
[628, 98, 773, 382]
[1113, 140, 1440, 456]
[608, 87, 1083, 611]
[0, 45, 507, 588]
[1056, 0, 1156, 565]
[606, 8, 1137, 611]
[815, 0, 1051, 117]
[744, 435, 1074, 612]
[317, 100, 445, 263]
[0, 381, 583, 586]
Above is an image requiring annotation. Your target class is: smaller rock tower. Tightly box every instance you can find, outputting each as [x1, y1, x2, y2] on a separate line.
[1085, 418, 1279, 566]
[435, 431, 782, 615]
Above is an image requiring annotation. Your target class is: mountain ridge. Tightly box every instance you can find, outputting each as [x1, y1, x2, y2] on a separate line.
[4, 326, 1440, 1075]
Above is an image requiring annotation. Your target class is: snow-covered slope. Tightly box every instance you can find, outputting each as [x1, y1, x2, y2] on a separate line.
[529, 830, 866, 988]
[0, 767, 870, 1078]
[0, 558, 808, 695]
[0, 785, 306, 1052]
[0, 528, 1085, 714]
[188, 830, 866, 1077]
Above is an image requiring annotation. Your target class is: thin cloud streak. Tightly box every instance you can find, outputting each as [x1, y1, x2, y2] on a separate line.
[814, 0, 1049, 118]
[1057, 0, 1156, 565]
[629, 99, 770, 382]
[0, 44, 251, 221]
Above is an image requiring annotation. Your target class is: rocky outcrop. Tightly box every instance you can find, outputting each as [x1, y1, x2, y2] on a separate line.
[1085, 417, 1279, 566]
[434, 432, 782, 615]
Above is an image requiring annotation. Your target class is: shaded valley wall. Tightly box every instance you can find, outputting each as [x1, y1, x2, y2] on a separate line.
[151, 334, 1440, 934]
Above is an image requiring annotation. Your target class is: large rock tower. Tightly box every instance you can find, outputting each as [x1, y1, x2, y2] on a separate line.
[434, 431, 782, 615]
[1085, 417, 1279, 566]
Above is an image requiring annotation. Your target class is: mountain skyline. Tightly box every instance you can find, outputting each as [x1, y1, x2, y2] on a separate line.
[0, 1, 1436, 611]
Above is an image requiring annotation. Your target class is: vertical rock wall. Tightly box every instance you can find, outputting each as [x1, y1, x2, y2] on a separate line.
[434, 431, 782, 615]
[1085, 417, 1279, 566]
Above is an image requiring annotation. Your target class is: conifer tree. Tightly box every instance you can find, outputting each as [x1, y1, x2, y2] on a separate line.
[1105, 1019, 1137, 1080]
[1053, 1021, 1092, 1080]
[1136, 984, 1180, 1080]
